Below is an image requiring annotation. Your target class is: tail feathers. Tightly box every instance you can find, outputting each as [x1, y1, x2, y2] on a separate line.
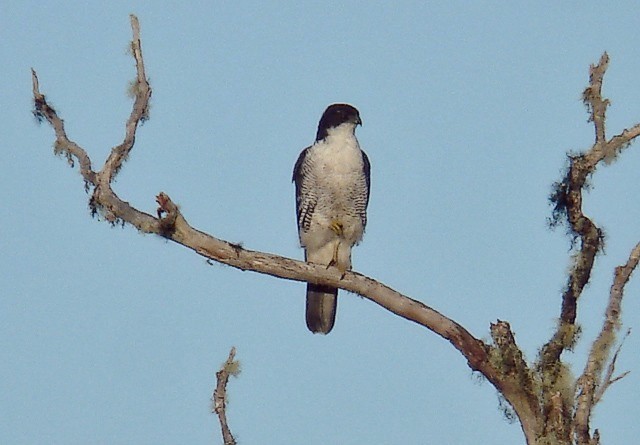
[306, 284, 338, 334]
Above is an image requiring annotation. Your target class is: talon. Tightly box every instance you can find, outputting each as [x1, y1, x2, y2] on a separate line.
[326, 258, 347, 277]
[330, 220, 344, 236]
[335, 263, 348, 279]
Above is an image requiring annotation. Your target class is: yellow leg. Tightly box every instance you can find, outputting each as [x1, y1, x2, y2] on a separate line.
[327, 220, 347, 275]
[328, 241, 340, 268]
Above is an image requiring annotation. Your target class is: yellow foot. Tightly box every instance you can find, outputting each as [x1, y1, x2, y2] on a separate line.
[326, 262, 348, 279]
[330, 220, 344, 236]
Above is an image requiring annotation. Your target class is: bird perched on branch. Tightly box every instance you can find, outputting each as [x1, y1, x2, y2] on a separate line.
[293, 104, 371, 334]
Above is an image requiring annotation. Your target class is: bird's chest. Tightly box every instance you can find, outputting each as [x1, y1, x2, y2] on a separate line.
[310, 142, 363, 189]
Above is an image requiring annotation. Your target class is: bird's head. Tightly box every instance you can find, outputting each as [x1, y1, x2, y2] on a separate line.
[316, 103, 362, 141]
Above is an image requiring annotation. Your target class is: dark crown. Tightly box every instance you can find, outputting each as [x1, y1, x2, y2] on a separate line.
[316, 104, 362, 141]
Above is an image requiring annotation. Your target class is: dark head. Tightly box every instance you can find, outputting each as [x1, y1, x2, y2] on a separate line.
[316, 103, 362, 141]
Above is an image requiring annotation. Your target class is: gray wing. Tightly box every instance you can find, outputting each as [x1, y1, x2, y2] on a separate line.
[292, 146, 316, 233]
[358, 150, 371, 229]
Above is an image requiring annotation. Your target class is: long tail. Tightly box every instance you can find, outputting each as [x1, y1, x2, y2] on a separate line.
[305, 284, 338, 334]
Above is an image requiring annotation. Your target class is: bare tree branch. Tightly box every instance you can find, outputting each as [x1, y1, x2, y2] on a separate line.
[542, 55, 610, 375]
[593, 329, 631, 405]
[32, 69, 97, 187]
[212, 347, 239, 445]
[101, 14, 151, 183]
[583, 53, 610, 145]
[574, 242, 640, 444]
[490, 321, 535, 407]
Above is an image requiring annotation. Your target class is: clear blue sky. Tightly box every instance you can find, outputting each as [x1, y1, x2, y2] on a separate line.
[3, 2, 640, 444]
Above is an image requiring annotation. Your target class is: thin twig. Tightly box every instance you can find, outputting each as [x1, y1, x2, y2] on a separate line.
[583, 52, 609, 145]
[594, 329, 632, 404]
[101, 14, 151, 182]
[212, 347, 239, 445]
